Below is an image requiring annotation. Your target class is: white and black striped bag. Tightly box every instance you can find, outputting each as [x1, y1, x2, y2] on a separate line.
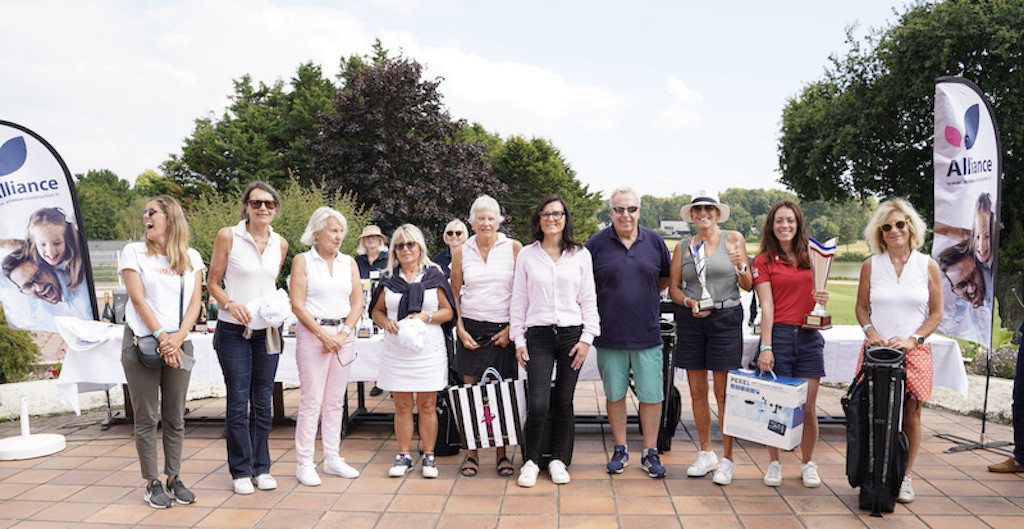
[447, 367, 527, 450]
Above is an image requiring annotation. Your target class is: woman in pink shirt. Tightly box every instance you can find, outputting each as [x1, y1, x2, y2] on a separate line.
[510, 195, 600, 488]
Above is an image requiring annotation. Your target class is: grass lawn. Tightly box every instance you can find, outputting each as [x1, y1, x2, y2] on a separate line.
[826, 280, 859, 325]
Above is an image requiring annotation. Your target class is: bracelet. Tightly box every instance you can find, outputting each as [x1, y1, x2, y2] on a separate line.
[683, 296, 692, 308]
[152, 328, 164, 339]
[427, 312, 433, 324]
[759, 345, 773, 351]
[341, 324, 352, 334]
[862, 323, 873, 333]
[223, 300, 233, 310]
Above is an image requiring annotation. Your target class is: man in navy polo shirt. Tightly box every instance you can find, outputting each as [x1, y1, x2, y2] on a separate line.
[585, 187, 672, 478]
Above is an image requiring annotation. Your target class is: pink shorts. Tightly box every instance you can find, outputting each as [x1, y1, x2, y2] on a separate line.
[856, 342, 933, 402]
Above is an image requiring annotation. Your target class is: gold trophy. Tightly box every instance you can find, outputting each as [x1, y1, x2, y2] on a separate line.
[689, 241, 714, 310]
[802, 237, 837, 330]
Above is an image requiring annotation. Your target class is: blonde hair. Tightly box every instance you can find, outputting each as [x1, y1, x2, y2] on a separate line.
[26, 207, 84, 289]
[299, 207, 347, 247]
[385, 224, 439, 276]
[864, 198, 927, 255]
[146, 195, 193, 274]
[443, 219, 468, 242]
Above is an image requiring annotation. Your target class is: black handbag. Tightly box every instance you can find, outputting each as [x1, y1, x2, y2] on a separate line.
[135, 275, 184, 368]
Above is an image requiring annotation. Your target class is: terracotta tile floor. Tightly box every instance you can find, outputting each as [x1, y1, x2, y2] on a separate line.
[1, 382, 1021, 528]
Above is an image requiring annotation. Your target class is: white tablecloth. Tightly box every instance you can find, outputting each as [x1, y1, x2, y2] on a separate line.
[55, 319, 967, 415]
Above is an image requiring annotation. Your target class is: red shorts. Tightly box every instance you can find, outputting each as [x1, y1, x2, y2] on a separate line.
[856, 342, 933, 402]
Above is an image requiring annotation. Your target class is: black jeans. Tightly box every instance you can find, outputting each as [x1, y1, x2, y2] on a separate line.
[523, 325, 583, 463]
[1014, 339, 1023, 465]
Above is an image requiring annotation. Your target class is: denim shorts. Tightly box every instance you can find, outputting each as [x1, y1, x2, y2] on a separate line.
[756, 323, 825, 379]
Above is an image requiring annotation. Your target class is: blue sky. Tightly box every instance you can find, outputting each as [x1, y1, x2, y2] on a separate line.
[1, 0, 914, 198]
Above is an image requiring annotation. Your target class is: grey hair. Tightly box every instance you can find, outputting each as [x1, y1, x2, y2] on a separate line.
[468, 194, 504, 224]
[299, 206, 347, 247]
[608, 187, 641, 209]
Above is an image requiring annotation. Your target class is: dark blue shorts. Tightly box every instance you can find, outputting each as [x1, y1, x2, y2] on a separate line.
[755, 323, 825, 379]
[673, 304, 743, 372]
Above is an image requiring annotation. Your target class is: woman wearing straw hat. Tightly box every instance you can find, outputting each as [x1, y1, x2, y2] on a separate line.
[355, 225, 389, 280]
[355, 225, 390, 396]
[669, 190, 751, 486]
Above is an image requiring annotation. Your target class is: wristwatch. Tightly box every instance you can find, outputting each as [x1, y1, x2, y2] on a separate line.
[912, 334, 925, 345]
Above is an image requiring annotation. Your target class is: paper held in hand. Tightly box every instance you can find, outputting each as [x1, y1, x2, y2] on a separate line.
[803, 237, 837, 330]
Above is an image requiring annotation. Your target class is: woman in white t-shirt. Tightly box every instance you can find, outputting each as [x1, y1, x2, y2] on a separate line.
[119, 195, 205, 509]
[289, 207, 364, 486]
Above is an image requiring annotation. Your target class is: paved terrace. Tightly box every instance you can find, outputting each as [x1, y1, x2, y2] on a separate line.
[0, 382, 1021, 529]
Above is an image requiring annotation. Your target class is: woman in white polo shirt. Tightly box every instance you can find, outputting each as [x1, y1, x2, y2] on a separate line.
[289, 207, 363, 486]
[207, 181, 289, 495]
[119, 195, 205, 509]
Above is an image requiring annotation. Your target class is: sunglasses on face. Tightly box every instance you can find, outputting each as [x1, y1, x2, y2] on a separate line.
[142, 208, 161, 217]
[394, 241, 418, 251]
[446, 230, 463, 237]
[540, 211, 565, 220]
[880, 219, 909, 232]
[247, 199, 277, 210]
[611, 206, 639, 215]
[692, 204, 718, 212]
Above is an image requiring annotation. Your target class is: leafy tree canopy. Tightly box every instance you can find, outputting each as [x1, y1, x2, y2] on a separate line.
[75, 169, 134, 240]
[778, 0, 1024, 328]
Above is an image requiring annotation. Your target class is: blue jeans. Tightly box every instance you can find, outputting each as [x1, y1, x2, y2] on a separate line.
[214, 322, 280, 479]
[523, 325, 583, 463]
[1014, 339, 1023, 466]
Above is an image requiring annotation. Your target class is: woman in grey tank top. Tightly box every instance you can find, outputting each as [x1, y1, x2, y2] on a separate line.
[668, 191, 752, 486]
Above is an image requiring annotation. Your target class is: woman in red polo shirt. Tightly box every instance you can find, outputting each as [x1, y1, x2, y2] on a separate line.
[752, 200, 829, 489]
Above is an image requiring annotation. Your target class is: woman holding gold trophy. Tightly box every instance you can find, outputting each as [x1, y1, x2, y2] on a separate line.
[752, 200, 829, 489]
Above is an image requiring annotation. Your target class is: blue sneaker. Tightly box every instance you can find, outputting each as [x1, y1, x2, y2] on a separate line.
[641, 449, 666, 479]
[606, 445, 628, 474]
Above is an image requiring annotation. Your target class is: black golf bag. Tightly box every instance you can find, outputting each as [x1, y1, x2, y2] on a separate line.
[433, 365, 464, 457]
[842, 346, 909, 517]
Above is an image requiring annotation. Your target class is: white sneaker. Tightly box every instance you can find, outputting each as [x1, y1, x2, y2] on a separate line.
[253, 473, 277, 490]
[548, 459, 571, 485]
[323, 457, 360, 479]
[763, 461, 782, 487]
[233, 477, 255, 494]
[421, 454, 438, 479]
[687, 450, 719, 477]
[517, 460, 540, 488]
[712, 457, 734, 485]
[388, 454, 414, 477]
[897, 476, 914, 503]
[801, 461, 821, 488]
[296, 463, 321, 487]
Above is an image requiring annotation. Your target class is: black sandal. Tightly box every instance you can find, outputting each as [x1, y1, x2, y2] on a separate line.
[460, 457, 479, 477]
[497, 456, 515, 477]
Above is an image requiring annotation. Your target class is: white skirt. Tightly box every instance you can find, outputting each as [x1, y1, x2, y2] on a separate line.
[377, 325, 447, 392]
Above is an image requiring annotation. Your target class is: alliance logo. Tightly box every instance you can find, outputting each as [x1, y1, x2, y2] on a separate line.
[0, 137, 28, 176]
[944, 104, 979, 150]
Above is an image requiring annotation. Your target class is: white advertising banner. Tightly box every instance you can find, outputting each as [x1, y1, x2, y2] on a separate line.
[932, 78, 1001, 347]
[0, 121, 96, 331]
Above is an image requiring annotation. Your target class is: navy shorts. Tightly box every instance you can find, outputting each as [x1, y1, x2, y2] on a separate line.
[673, 304, 743, 372]
[755, 323, 825, 379]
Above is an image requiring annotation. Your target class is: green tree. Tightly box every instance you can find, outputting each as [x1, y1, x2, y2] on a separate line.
[134, 169, 184, 200]
[0, 307, 40, 383]
[309, 46, 503, 246]
[75, 169, 135, 240]
[778, 0, 1024, 328]
[490, 136, 602, 241]
[164, 62, 337, 199]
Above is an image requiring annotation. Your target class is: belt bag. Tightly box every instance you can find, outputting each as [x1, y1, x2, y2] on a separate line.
[137, 275, 184, 368]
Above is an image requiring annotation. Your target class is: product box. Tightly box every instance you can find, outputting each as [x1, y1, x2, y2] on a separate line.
[722, 369, 807, 450]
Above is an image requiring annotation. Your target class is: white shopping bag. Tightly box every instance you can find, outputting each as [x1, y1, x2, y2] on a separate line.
[447, 367, 527, 450]
[723, 369, 807, 450]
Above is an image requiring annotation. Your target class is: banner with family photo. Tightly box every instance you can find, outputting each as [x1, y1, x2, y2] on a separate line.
[0, 121, 97, 332]
[932, 78, 1002, 347]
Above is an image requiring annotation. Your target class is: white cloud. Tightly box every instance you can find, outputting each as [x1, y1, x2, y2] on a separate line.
[651, 77, 703, 131]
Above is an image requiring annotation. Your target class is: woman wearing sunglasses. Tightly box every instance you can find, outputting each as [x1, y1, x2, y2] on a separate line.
[432, 218, 468, 278]
[119, 195, 205, 508]
[450, 195, 523, 477]
[752, 200, 829, 489]
[370, 224, 456, 478]
[289, 207, 363, 486]
[207, 181, 289, 495]
[669, 190, 751, 485]
[854, 198, 942, 504]
[510, 195, 599, 487]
